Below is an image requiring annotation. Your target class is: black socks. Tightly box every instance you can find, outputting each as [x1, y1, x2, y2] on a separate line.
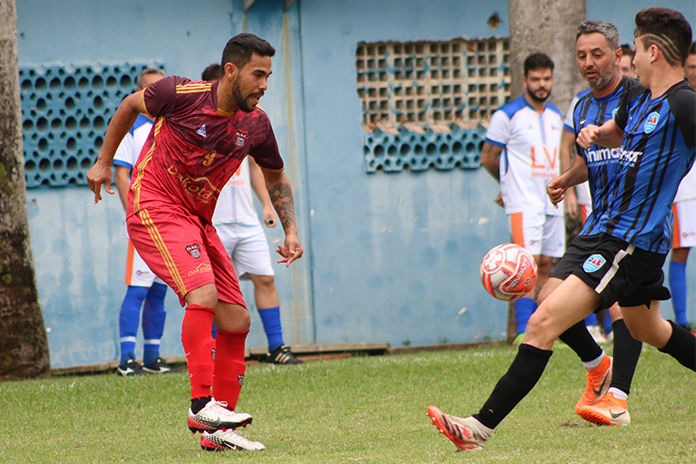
[191, 396, 213, 414]
[474, 343, 552, 429]
[658, 320, 696, 371]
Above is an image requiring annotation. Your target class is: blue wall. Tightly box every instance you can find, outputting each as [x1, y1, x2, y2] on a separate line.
[17, 0, 696, 367]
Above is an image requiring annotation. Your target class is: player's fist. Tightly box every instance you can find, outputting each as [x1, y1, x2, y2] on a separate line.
[546, 176, 567, 207]
[576, 124, 602, 149]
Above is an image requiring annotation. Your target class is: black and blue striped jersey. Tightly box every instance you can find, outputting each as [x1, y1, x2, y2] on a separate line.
[571, 77, 641, 233]
[585, 80, 696, 253]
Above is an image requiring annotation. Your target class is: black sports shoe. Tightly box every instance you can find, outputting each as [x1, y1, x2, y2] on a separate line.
[117, 357, 148, 377]
[266, 345, 303, 365]
[142, 357, 180, 374]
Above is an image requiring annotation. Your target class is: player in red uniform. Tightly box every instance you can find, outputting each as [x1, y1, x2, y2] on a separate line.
[87, 33, 302, 452]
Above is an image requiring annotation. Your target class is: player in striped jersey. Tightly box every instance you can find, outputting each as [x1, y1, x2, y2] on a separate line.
[542, 21, 644, 426]
[428, 9, 695, 451]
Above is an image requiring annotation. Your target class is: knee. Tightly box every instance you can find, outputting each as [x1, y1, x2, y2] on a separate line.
[185, 284, 219, 309]
[252, 274, 275, 290]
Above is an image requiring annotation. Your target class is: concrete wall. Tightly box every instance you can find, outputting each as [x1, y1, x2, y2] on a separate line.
[16, 0, 696, 367]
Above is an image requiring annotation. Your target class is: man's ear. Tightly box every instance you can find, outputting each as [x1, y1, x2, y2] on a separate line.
[223, 61, 238, 80]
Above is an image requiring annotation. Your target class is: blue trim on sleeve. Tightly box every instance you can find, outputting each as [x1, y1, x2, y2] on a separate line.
[563, 123, 575, 133]
[113, 159, 133, 170]
[485, 138, 506, 148]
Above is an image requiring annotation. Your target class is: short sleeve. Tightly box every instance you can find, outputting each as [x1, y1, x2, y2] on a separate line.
[143, 76, 181, 118]
[670, 88, 696, 148]
[113, 132, 134, 170]
[564, 95, 579, 133]
[485, 109, 511, 147]
[248, 110, 284, 171]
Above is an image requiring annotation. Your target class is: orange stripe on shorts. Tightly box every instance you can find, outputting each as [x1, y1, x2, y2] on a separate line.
[672, 203, 681, 249]
[125, 240, 135, 286]
[510, 212, 525, 247]
[139, 209, 187, 296]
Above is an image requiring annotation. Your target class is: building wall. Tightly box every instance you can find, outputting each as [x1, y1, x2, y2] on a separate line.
[17, 0, 696, 367]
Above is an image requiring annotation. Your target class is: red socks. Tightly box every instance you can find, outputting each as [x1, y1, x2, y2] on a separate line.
[213, 330, 249, 410]
[181, 304, 216, 400]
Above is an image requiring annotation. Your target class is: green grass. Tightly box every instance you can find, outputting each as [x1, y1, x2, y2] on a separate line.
[0, 344, 694, 463]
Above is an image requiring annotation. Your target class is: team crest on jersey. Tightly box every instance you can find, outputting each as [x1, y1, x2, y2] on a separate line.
[643, 112, 659, 134]
[583, 254, 606, 273]
[197, 124, 207, 137]
[186, 243, 201, 259]
[235, 130, 248, 148]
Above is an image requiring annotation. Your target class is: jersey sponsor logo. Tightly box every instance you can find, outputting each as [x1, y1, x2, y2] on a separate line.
[188, 262, 212, 277]
[530, 146, 557, 172]
[135, 269, 153, 277]
[583, 254, 606, 273]
[643, 112, 659, 134]
[197, 124, 207, 137]
[618, 148, 643, 168]
[585, 147, 621, 165]
[166, 165, 220, 204]
[235, 130, 249, 148]
[186, 243, 202, 259]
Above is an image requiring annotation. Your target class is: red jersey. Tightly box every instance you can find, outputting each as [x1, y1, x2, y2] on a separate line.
[128, 76, 283, 222]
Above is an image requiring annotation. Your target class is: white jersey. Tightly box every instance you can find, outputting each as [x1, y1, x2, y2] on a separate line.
[212, 157, 260, 225]
[113, 114, 153, 169]
[563, 95, 592, 206]
[486, 95, 564, 216]
[675, 163, 696, 202]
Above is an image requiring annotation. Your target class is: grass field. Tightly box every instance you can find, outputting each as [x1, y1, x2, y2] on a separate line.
[1, 343, 694, 463]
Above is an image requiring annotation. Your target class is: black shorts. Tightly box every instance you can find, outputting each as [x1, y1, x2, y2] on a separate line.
[550, 234, 670, 310]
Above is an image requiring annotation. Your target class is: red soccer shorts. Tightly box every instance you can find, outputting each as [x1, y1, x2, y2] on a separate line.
[126, 205, 246, 307]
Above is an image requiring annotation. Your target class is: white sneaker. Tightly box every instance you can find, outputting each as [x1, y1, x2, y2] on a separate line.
[187, 398, 252, 433]
[587, 325, 607, 344]
[201, 429, 266, 451]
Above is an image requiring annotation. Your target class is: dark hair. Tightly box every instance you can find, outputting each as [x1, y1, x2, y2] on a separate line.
[576, 21, 620, 50]
[621, 44, 635, 58]
[523, 52, 554, 76]
[136, 67, 166, 89]
[201, 63, 221, 82]
[221, 33, 276, 71]
[690, 42, 696, 55]
[634, 7, 692, 66]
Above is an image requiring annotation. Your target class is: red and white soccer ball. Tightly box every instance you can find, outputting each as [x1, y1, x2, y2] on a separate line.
[480, 243, 537, 301]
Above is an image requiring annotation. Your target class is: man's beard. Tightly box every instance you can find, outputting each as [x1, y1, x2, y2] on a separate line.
[527, 86, 551, 103]
[232, 78, 257, 113]
[583, 63, 616, 91]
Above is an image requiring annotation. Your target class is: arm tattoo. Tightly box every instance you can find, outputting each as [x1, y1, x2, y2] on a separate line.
[267, 182, 296, 230]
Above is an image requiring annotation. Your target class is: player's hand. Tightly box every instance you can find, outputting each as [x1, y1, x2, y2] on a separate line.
[493, 192, 504, 208]
[546, 176, 567, 207]
[276, 234, 303, 267]
[262, 206, 277, 228]
[576, 124, 601, 149]
[86, 160, 115, 204]
[563, 187, 578, 218]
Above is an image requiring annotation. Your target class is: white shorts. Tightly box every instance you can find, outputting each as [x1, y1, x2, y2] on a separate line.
[673, 199, 696, 248]
[215, 222, 275, 279]
[509, 212, 565, 258]
[126, 239, 165, 287]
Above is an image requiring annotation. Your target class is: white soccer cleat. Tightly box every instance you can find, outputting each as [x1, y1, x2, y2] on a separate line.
[201, 429, 266, 452]
[187, 398, 252, 433]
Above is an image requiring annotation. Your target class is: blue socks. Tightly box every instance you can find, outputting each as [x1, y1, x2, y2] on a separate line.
[258, 306, 284, 352]
[142, 283, 167, 366]
[119, 283, 167, 366]
[584, 313, 597, 326]
[669, 260, 688, 326]
[514, 298, 536, 335]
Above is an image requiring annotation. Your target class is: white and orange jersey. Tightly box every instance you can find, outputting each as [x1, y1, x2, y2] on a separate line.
[212, 157, 260, 225]
[675, 162, 696, 202]
[564, 94, 592, 207]
[486, 95, 564, 216]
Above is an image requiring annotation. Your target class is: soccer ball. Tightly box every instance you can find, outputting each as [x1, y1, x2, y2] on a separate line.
[480, 243, 537, 301]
